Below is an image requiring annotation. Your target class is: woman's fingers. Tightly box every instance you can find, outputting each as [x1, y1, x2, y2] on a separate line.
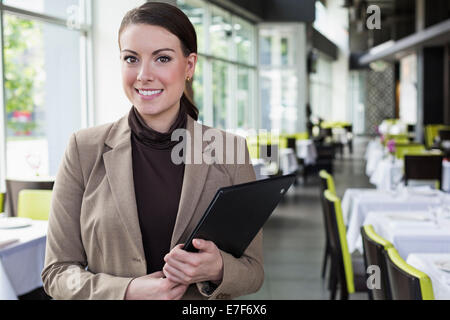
[163, 263, 190, 284]
[148, 271, 165, 279]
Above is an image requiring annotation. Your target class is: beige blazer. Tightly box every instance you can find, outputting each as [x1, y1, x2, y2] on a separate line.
[41, 114, 264, 300]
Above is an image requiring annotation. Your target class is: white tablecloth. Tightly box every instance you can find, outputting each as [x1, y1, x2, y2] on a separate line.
[369, 157, 403, 190]
[352, 210, 450, 259]
[296, 140, 317, 165]
[369, 157, 450, 193]
[444, 161, 450, 192]
[407, 253, 450, 300]
[344, 188, 450, 253]
[279, 148, 299, 175]
[0, 220, 48, 300]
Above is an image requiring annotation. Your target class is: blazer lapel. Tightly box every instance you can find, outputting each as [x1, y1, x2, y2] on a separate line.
[103, 116, 145, 258]
[170, 117, 210, 248]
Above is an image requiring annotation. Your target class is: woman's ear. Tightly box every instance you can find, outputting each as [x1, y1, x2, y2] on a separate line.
[186, 53, 198, 79]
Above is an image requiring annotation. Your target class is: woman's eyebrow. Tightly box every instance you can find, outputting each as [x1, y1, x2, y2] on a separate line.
[121, 48, 175, 56]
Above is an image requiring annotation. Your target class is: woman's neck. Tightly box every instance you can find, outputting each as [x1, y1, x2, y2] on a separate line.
[138, 102, 181, 133]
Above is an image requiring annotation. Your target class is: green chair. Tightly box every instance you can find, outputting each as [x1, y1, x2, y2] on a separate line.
[0, 192, 5, 213]
[318, 171, 335, 281]
[17, 189, 53, 221]
[425, 124, 450, 149]
[394, 143, 426, 159]
[360, 225, 393, 300]
[319, 170, 336, 194]
[384, 247, 434, 300]
[323, 190, 367, 299]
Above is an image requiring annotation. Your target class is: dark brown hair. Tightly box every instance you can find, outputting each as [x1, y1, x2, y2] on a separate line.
[119, 2, 199, 121]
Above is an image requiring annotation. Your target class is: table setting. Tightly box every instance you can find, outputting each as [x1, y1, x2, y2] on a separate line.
[0, 213, 48, 300]
[407, 253, 450, 299]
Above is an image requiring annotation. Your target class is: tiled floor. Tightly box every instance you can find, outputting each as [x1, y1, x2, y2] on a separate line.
[238, 137, 373, 300]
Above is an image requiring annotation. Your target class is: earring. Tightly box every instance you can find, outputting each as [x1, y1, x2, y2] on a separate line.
[186, 76, 191, 82]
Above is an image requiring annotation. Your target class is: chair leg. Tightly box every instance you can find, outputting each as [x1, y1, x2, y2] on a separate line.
[321, 242, 330, 279]
[329, 256, 338, 300]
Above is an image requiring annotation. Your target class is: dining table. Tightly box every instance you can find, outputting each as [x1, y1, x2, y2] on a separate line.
[343, 187, 450, 254]
[0, 217, 48, 300]
[406, 253, 450, 300]
[351, 210, 450, 259]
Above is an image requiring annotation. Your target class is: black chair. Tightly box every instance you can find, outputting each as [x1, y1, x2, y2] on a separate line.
[360, 225, 393, 300]
[439, 129, 450, 142]
[323, 190, 367, 300]
[344, 125, 353, 154]
[318, 171, 334, 282]
[404, 155, 443, 190]
[5, 179, 54, 217]
[384, 247, 434, 300]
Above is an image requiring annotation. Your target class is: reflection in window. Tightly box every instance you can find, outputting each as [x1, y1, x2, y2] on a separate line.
[210, 6, 232, 59]
[237, 67, 252, 130]
[4, 14, 82, 178]
[193, 56, 204, 123]
[212, 60, 229, 129]
[177, 0, 205, 53]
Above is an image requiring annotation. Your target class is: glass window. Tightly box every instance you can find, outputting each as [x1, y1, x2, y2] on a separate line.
[212, 60, 229, 129]
[192, 56, 204, 123]
[210, 6, 232, 59]
[234, 16, 254, 65]
[3, 0, 83, 20]
[178, 0, 257, 132]
[237, 67, 252, 130]
[4, 13, 83, 178]
[177, 0, 205, 54]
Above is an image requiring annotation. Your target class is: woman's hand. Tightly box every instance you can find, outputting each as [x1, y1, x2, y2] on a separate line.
[124, 271, 188, 300]
[163, 239, 224, 285]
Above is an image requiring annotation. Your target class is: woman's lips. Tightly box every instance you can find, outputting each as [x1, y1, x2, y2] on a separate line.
[135, 88, 163, 100]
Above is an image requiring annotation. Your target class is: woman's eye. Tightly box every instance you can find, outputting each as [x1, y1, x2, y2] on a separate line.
[157, 56, 171, 63]
[124, 56, 138, 64]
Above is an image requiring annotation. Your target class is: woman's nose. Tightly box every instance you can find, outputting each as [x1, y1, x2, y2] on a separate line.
[137, 63, 154, 82]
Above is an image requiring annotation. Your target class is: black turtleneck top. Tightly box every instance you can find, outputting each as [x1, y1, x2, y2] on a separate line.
[128, 106, 187, 274]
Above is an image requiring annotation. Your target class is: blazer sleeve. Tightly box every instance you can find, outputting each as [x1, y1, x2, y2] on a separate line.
[196, 138, 264, 300]
[41, 133, 134, 300]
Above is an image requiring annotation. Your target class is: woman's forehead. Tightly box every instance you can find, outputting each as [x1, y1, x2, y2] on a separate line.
[120, 24, 182, 53]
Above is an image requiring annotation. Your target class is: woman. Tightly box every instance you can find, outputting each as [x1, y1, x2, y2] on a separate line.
[41, 2, 263, 300]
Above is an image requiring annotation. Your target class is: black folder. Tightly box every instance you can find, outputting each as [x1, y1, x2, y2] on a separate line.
[183, 174, 296, 258]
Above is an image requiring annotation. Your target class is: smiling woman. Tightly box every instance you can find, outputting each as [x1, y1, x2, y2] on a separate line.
[41, 2, 264, 301]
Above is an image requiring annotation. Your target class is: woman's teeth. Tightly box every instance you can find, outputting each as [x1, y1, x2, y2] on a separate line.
[138, 89, 162, 96]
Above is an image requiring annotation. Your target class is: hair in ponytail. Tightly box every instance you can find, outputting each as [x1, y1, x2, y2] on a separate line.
[119, 2, 199, 121]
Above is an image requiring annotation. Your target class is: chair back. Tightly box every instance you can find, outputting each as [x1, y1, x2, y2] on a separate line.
[404, 155, 443, 189]
[439, 130, 450, 142]
[425, 125, 450, 148]
[394, 143, 425, 159]
[5, 179, 54, 217]
[323, 190, 355, 294]
[17, 189, 53, 221]
[0, 192, 5, 213]
[360, 225, 393, 300]
[384, 247, 434, 300]
[319, 170, 336, 195]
